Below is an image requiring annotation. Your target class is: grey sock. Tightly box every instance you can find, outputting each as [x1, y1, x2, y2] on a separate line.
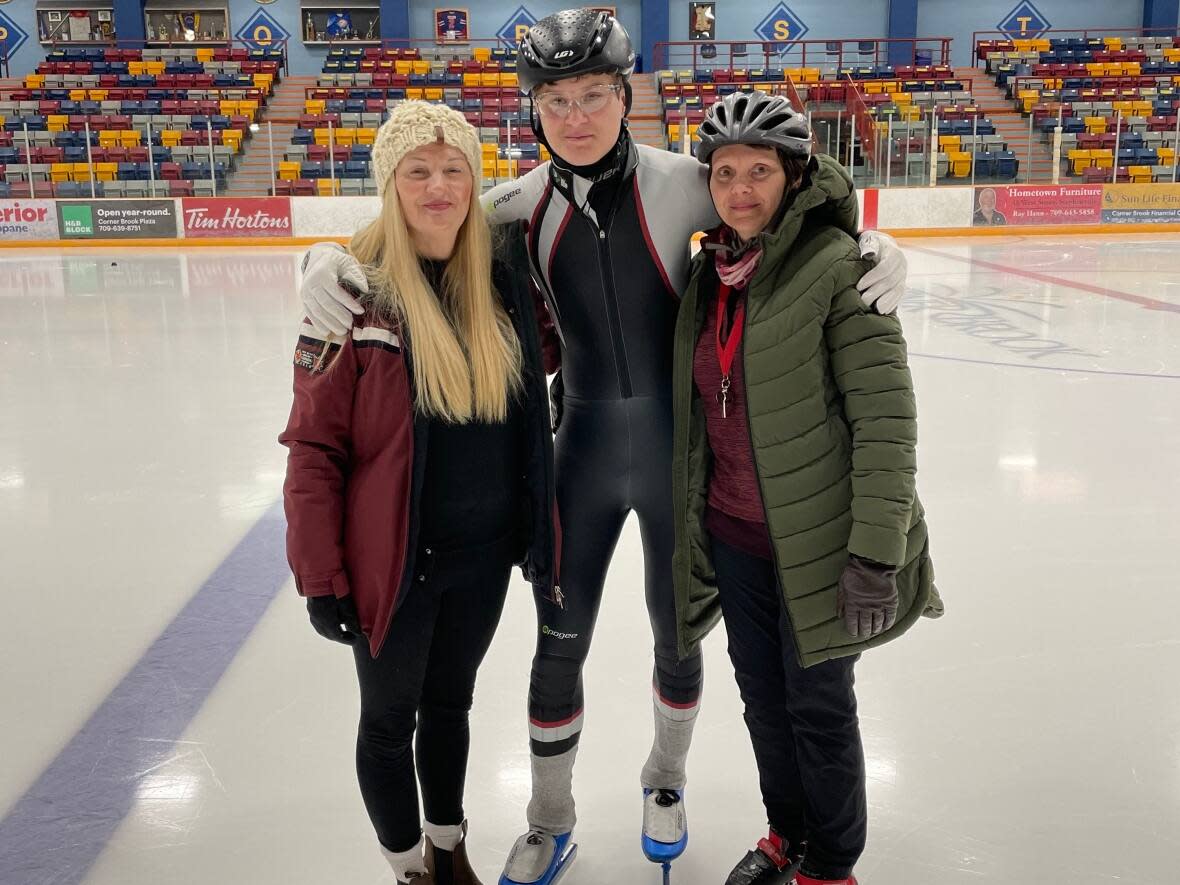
[526, 746, 578, 834]
[640, 691, 701, 791]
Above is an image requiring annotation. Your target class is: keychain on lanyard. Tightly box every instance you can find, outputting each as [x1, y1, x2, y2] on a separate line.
[715, 283, 745, 419]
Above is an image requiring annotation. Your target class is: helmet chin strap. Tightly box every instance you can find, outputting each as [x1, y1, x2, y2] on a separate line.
[535, 115, 632, 183]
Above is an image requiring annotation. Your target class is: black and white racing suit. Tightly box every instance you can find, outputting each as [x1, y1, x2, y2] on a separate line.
[484, 135, 719, 833]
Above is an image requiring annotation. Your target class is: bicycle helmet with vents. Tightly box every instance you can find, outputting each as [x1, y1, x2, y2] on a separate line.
[696, 91, 812, 164]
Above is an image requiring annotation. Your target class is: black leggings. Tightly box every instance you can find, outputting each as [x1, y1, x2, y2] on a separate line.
[352, 538, 514, 853]
[528, 395, 703, 756]
[711, 536, 867, 881]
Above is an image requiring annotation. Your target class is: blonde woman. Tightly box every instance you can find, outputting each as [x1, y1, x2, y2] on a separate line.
[280, 102, 558, 885]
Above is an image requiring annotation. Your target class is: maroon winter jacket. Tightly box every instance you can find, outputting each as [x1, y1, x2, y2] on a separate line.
[280, 227, 558, 657]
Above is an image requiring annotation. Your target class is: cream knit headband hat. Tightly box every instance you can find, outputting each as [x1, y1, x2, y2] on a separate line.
[371, 101, 483, 196]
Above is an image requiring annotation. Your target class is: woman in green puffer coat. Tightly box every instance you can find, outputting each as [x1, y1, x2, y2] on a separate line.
[669, 92, 943, 885]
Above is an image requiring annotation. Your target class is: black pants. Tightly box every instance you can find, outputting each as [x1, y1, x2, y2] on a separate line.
[711, 536, 867, 881]
[352, 538, 514, 853]
[528, 396, 703, 756]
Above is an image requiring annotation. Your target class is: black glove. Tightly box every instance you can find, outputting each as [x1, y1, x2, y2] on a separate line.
[836, 555, 899, 639]
[306, 594, 363, 645]
[549, 370, 564, 434]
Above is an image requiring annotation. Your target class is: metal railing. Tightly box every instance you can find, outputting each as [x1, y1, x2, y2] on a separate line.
[653, 38, 953, 73]
[972, 26, 1180, 67]
[39, 38, 290, 77]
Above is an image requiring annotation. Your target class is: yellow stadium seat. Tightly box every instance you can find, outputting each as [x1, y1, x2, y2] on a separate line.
[88, 89, 108, 101]
[480, 73, 499, 88]
[334, 128, 357, 147]
[145, 62, 165, 77]
[94, 162, 118, 181]
[425, 87, 444, 102]
[939, 135, 961, 150]
[406, 88, 425, 100]
[47, 115, 69, 132]
[161, 129, 183, 147]
[1068, 149, 1092, 174]
[196, 48, 214, 63]
[254, 74, 274, 91]
[1091, 149, 1114, 169]
[239, 100, 260, 120]
[1084, 116, 1108, 134]
[356, 128, 376, 145]
[278, 161, 301, 181]
[395, 61, 413, 75]
[1103, 37, 1123, 50]
[948, 151, 972, 177]
[1128, 165, 1153, 183]
[314, 127, 335, 146]
[412, 61, 430, 76]
[221, 130, 243, 152]
[98, 130, 121, 149]
[462, 73, 480, 87]
[501, 72, 518, 88]
[25, 74, 46, 89]
[472, 47, 492, 63]
[119, 131, 141, 147]
[305, 99, 326, 115]
[317, 179, 341, 196]
[1159, 147, 1176, 166]
[220, 100, 239, 116]
[72, 162, 93, 182]
[50, 163, 73, 183]
[129, 62, 146, 76]
[69, 89, 87, 101]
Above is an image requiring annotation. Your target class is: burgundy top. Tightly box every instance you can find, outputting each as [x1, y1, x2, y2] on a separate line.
[692, 286, 774, 560]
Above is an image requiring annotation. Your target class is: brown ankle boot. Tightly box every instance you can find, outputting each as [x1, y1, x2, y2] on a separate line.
[425, 831, 483, 885]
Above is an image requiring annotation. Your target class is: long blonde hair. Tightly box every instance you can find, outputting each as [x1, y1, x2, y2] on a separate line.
[348, 177, 523, 422]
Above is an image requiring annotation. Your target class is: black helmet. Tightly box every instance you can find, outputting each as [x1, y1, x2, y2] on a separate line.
[697, 91, 812, 165]
[516, 9, 636, 96]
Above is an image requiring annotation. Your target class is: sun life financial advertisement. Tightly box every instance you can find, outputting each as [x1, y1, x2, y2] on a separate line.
[181, 197, 293, 238]
[0, 200, 60, 239]
[1101, 183, 1180, 223]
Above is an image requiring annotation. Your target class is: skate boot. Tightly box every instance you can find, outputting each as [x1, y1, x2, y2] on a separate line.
[724, 829, 804, 885]
[796, 875, 858, 885]
[399, 873, 435, 885]
[498, 830, 577, 885]
[641, 789, 688, 883]
[425, 821, 483, 885]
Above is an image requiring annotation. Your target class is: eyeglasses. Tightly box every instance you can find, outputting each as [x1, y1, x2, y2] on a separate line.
[533, 84, 623, 119]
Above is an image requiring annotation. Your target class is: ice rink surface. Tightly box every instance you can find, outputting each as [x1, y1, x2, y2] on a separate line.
[1, 234, 1178, 884]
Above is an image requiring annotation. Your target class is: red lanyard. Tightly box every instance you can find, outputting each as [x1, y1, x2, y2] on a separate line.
[714, 283, 745, 418]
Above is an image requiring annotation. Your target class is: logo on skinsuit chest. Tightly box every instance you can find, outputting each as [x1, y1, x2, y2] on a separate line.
[542, 625, 579, 640]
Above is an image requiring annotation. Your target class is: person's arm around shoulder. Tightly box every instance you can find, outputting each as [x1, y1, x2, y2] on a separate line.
[299, 242, 369, 337]
[278, 321, 364, 644]
[481, 163, 550, 224]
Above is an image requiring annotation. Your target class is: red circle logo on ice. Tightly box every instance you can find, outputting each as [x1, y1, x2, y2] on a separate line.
[181, 198, 293, 239]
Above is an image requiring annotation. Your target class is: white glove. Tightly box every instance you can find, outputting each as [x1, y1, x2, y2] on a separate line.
[300, 242, 368, 336]
[856, 230, 907, 315]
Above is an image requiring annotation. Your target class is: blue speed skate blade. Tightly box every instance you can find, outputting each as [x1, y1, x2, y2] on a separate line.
[499, 831, 577, 885]
[641, 789, 688, 864]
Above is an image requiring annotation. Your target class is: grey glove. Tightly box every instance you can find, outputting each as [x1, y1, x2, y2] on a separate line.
[856, 230, 907, 315]
[300, 242, 368, 336]
[306, 594, 363, 646]
[836, 555, 899, 639]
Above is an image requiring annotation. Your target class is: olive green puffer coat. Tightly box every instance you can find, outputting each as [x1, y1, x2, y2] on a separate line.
[671, 154, 943, 667]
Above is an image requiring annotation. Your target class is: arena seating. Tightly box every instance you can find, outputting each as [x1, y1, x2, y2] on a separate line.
[0, 46, 283, 197]
[277, 45, 548, 195]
